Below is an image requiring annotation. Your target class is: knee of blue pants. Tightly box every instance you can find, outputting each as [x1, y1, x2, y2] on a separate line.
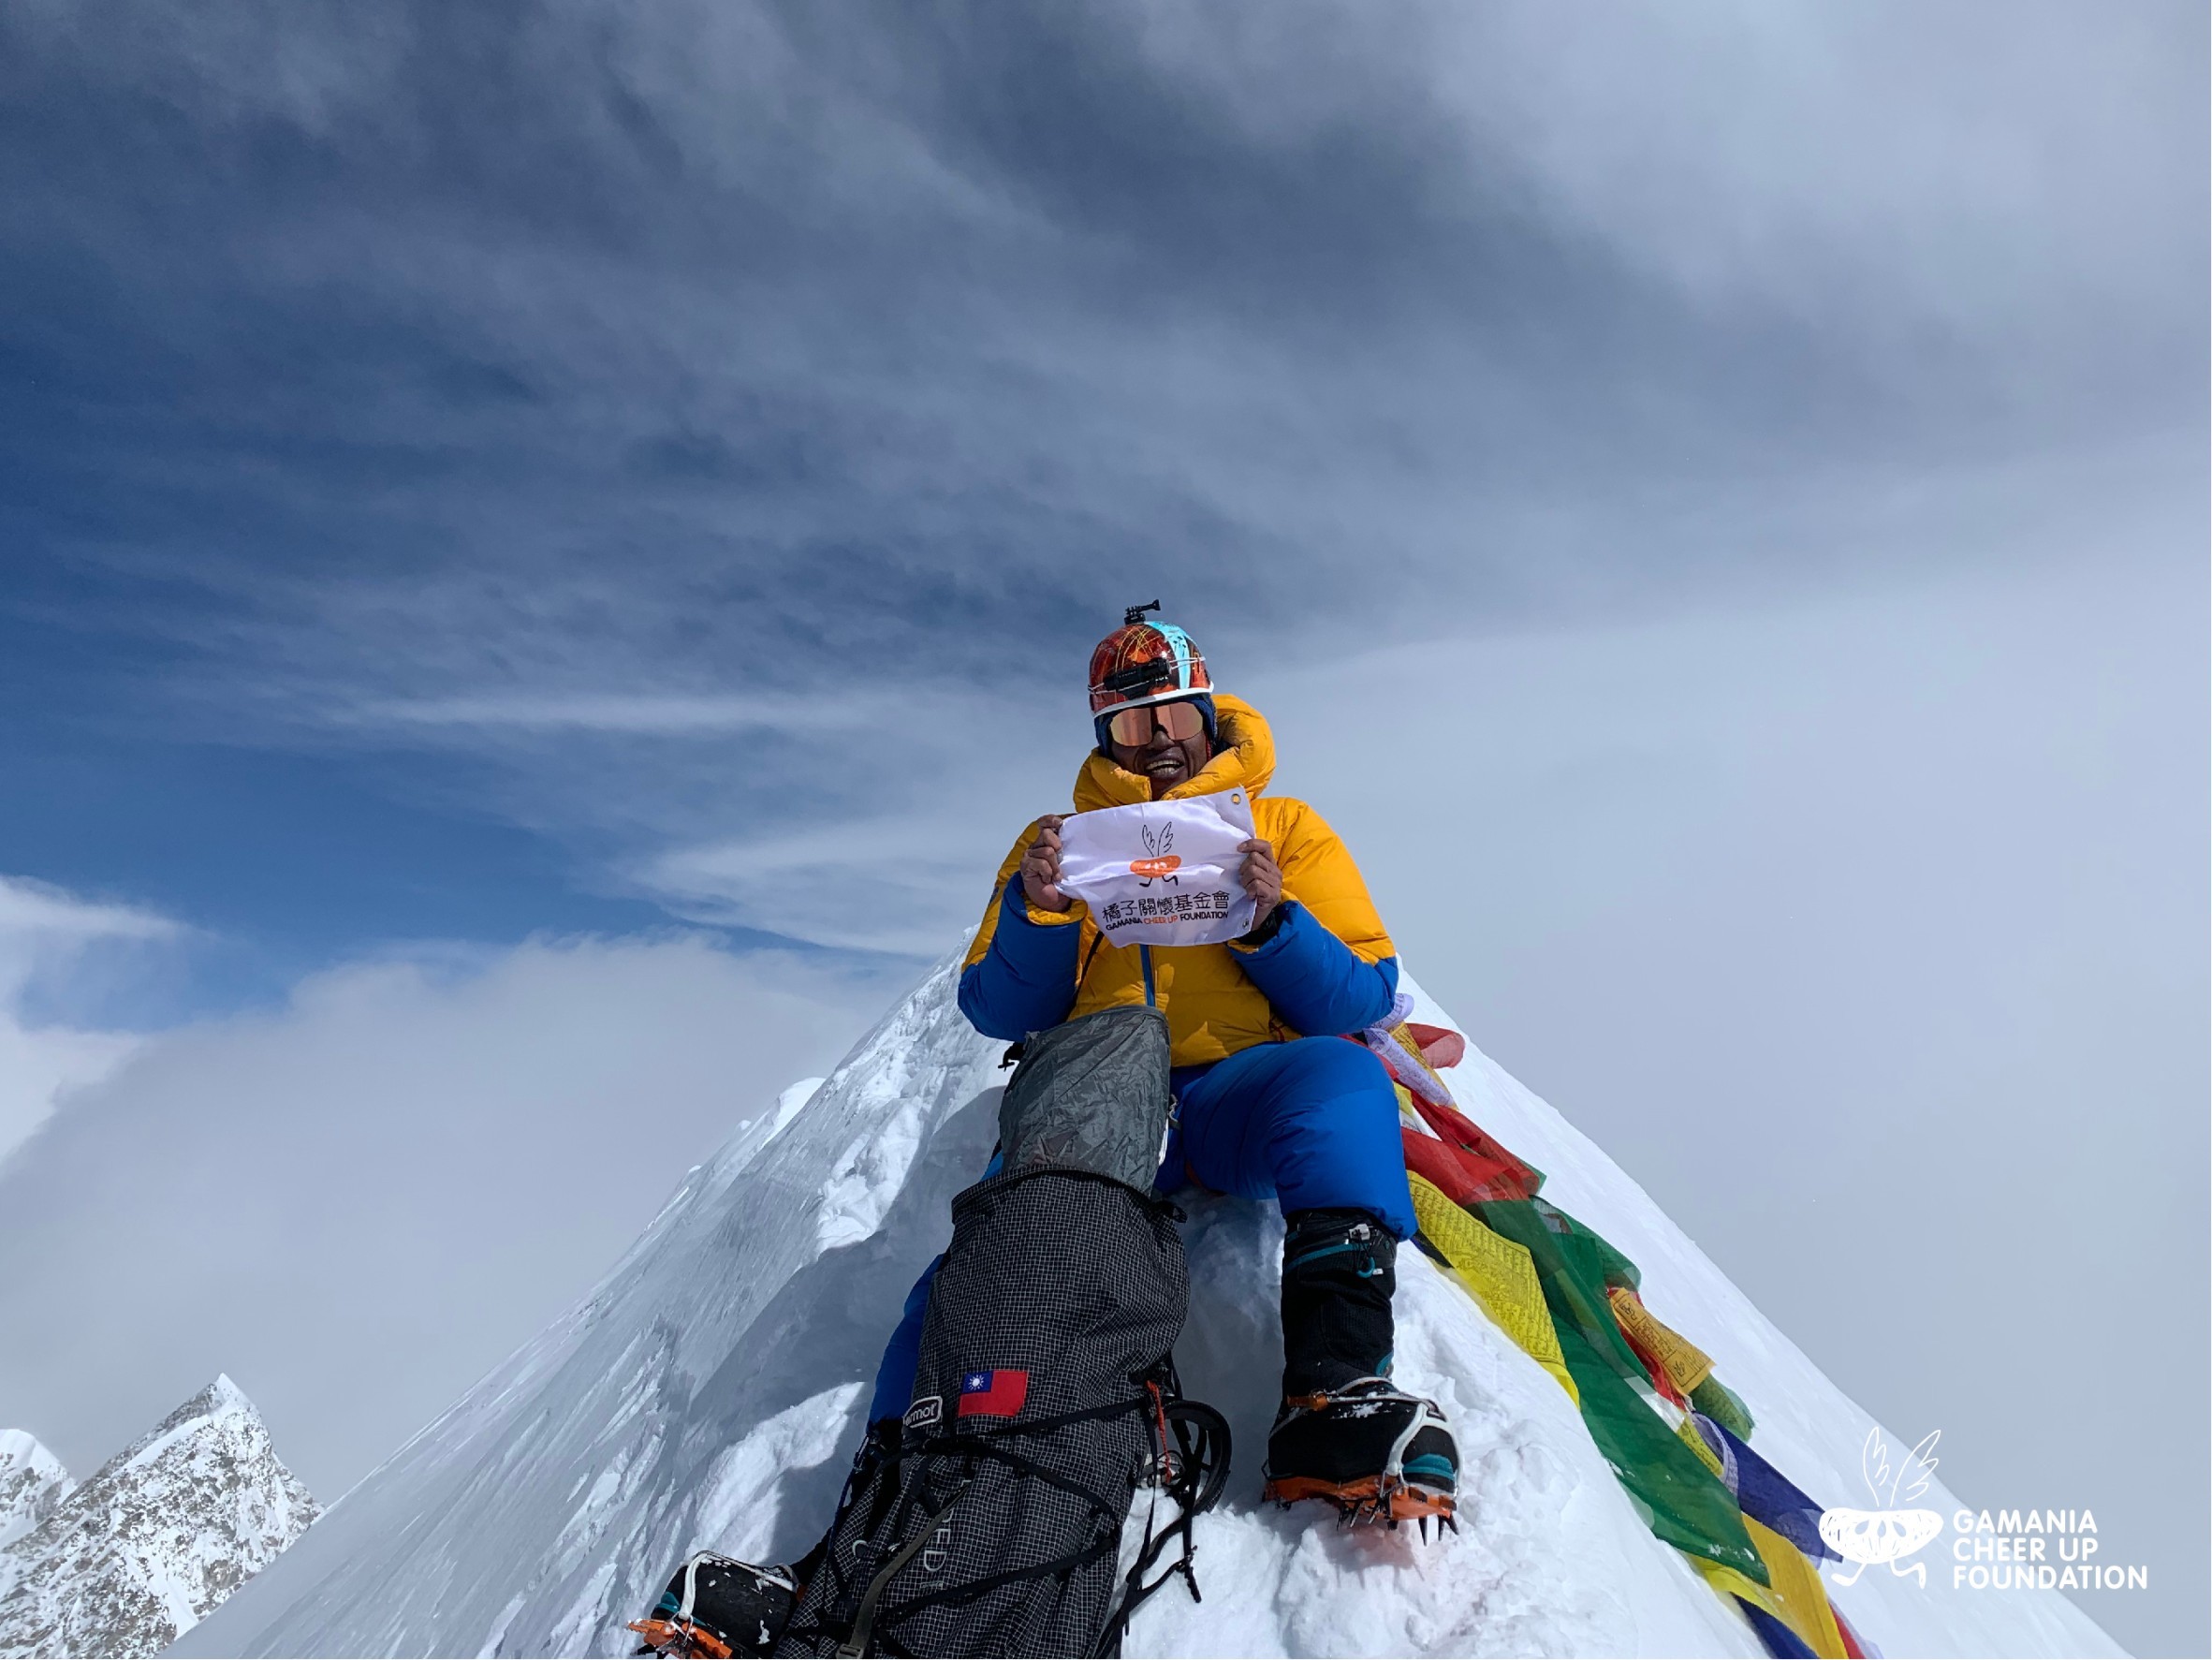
[864, 1148, 1006, 1423]
[867, 1255, 939, 1423]
[1177, 1036, 1415, 1240]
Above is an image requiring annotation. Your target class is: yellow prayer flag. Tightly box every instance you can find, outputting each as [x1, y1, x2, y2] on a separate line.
[1608, 1284, 1716, 1393]
[1408, 1174, 1577, 1403]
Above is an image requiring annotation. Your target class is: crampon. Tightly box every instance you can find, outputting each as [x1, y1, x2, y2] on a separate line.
[627, 1616, 734, 1658]
[1262, 1377, 1458, 1535]
[1262, 1470, 1459, 1533]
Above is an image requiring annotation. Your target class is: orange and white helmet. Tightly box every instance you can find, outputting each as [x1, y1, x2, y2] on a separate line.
[1088, 602, 1214, 714]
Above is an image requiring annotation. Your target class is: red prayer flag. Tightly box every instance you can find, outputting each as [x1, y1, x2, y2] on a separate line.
[1407, 1022, 1467, 1070]
[1410, 1098, 1544, 1202]
[1832, 1602, 1868, 1659]
[1401, 1127, 1482, 1206]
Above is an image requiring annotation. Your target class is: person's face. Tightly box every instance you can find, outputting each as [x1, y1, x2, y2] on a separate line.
[1106, 698, 1213, 794]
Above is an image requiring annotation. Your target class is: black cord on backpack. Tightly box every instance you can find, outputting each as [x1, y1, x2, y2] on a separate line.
[1092, 1396, 1232, 1656]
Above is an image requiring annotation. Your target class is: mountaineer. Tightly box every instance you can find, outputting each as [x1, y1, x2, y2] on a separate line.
[881, 603, 1458, 1521]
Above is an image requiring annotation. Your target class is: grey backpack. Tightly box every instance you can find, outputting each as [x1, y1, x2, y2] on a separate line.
[773, 1006, 1228, 1658]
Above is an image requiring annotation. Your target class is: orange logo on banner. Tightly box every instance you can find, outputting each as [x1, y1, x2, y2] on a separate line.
[1132, 820, 1180, 885]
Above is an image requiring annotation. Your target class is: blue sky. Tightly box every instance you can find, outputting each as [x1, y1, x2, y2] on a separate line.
[0, 3, 2205, 1650]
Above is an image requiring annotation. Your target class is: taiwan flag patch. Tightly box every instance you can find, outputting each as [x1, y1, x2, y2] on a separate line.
[958, 1369, 1030, 1418]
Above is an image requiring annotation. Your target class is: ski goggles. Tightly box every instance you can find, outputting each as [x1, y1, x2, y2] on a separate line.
[1103, 697, 1209, 748]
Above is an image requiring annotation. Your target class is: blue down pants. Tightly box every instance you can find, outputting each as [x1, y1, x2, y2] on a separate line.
[866, 1036, 1413, 1420]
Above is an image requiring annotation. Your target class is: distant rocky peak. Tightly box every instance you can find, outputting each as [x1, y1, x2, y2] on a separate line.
[0, 1376, 318, 1658]
[110, 1374, 260, 1478]
[0, 1432, 71, 1553]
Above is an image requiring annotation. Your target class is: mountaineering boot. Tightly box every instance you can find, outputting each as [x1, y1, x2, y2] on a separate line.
[1262, 1209, 1458, 1525]
[629, 1419, 896, 1655]
[1262, 1377, 1459, 1525]
[628, 1551, 797, 1658]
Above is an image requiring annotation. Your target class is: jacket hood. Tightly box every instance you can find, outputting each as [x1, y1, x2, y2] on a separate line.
[1074, 691, 1276, 811]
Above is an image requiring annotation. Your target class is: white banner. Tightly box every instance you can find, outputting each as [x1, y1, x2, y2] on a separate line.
[1054, 789, 1259, 948]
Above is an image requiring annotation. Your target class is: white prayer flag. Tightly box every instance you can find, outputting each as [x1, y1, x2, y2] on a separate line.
[1055, 789, 1259, 948]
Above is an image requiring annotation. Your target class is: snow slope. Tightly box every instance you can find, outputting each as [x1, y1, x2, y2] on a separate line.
[173, 957, 2119, 1658]
[1, 1376, 318, 1657]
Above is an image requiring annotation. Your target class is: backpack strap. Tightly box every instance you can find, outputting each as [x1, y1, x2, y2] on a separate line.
[833, 1480, 970, 1659]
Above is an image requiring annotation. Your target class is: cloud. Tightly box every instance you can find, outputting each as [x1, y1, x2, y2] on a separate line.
[359, 692, 872, 735]
[7, 0, 2198, 691]
[1422, 3, 2201, 326]
[0, 877, 176, 948]
[0, 929, 881, 1499]
[3, 0, 2198, 962]
[311, 678, 1091, 958]
[0, 875, 180, 1167]
[642, 822, 1002, 957]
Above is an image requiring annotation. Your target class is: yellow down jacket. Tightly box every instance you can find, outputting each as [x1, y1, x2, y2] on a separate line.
[960, 694, 1397, 1068]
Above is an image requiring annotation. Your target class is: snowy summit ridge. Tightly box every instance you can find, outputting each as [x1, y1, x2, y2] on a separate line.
[0, 1375, 318, 1659]
[176, 955, 2117, 1658]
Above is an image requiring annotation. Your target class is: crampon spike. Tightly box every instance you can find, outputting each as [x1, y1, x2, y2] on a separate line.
[625, 1620, 732, 1660]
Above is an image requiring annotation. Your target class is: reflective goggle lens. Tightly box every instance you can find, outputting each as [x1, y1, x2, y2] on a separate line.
[1106, 698, 1208, 747]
